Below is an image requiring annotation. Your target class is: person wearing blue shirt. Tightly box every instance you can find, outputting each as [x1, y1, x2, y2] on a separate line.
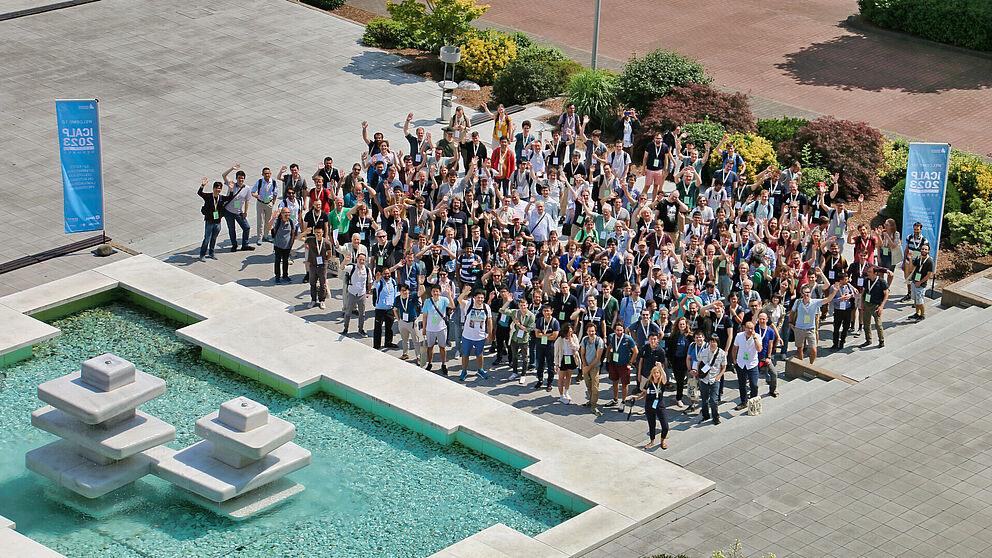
[393, 283, 421, 362]
[372, 268, 398, 350]
[618, 283, 645, 329]
[755, 311, 780, 397]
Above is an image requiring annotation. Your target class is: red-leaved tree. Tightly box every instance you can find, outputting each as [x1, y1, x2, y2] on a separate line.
[640, 82, 757, 142]
[778, 117, 887, 199]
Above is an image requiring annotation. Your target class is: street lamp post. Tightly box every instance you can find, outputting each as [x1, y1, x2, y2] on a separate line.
[591, 0, 601, 70]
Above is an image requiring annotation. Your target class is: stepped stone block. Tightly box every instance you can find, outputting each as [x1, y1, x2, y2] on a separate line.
[151, 396, 311, 518]
[218, 397, 268, 432]
[38, 371, 165, 425]
[80, 354, 136, 392]
[32, 406, 176, 460]
[27, 354, 175, 499]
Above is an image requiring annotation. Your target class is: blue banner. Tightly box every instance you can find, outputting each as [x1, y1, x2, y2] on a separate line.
[56, 99, 104, 233]
[902, 142, 950, 265]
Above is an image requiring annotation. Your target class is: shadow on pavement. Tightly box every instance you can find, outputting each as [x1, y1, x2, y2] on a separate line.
[776, 31, 992, 93]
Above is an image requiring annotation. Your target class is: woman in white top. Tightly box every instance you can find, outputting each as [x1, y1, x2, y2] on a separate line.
[553, 322, 581, 404]
[877, 218, 902, 272]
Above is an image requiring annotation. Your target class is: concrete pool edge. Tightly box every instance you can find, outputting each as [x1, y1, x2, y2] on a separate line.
[0, 255, 715, 557]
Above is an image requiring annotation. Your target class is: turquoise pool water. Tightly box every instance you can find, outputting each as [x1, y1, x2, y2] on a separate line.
[0, 303, 572, 557]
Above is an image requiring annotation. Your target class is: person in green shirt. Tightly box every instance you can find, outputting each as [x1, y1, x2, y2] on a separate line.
[502, 297, 535, 384]
[600, 279, 620, 333]
[326, 196, 350, 277]
[675, 166, 700, 210]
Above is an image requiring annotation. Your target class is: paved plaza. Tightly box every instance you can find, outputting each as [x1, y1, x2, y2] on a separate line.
[3, 1, 992, 557]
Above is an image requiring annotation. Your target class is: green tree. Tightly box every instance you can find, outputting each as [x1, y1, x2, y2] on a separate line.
[386, 0, 489, 52]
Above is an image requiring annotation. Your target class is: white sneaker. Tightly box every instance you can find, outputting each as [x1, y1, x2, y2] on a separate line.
[518, 375, 527, 385]
[309, 301, 318, 308]
[508, 373, 519, 381]
[563, 393, 571, 403]
[256, 240, 262, 246]
[558, 395, 567, 404]
[319, 302, 326, 309]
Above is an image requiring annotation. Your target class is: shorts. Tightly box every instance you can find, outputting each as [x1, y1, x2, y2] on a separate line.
[911, 282, 926, 305]
[645, 168, 666, 186]
[608, 363, 631, 385]
[461, 337, 486, 357]
[426, 329, 448, 348]
[559, 357, 577, 371]
[795, 327, 817, 349]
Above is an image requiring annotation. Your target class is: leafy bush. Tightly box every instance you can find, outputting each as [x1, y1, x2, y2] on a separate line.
[492, 59, 558, 106]
[757, 117, 808, 151]
[387, 0, 489, 52]
[362, 17, 420, 49]
[640, 83, 755, 142]
[707, 132, 777, 184]
[458, 33, 517, 85]
[681, 118, 726, 150]
[778, 117, 887, 200]
[507, 30, 533, 50]
[858, 0, 992, 52]
[885, 178, 962, 230]
[302, 0, 345, 10]
[617, 49, 710, 114]
[878, 138, 909, 190]
[949, 152, 992, 203]
[515, 41, 568, 64]
[566, 69, 620, 132]
[947, 199, 992, 253]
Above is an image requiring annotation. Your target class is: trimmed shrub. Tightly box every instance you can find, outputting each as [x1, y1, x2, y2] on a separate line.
[799, 167, 835, 199]
[708, 132, 777, 184]
[516, 42, 568, 64]
[617, 49, 710, 114]
[885, 178, 962, 230]
[458, 33, 517, 85]
[302, 0, 345, 10]
[681, 118, 726, 151]
[778, 117, 887, 200]
[492, 59, 559, 106]
[566, 69, 620, 132]
[640, 83, 755, 142]
[858, 0, 992, 52]
[362, 17, 420, 49]
[757, 117, 809, 151]
[947, 199, 992, 253]
[507, 30, 534, 50]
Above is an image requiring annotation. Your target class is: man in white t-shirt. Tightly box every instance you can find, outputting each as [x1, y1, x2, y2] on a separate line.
[731, 320, 762, 411]
[457, 287, 493, 381]
[422, 284, 452, 376]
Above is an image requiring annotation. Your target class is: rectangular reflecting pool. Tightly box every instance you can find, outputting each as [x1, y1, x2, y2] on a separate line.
[0, 303, 573, 557]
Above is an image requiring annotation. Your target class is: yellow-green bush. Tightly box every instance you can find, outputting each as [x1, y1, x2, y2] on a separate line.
[950, 154, 992, 203]
[709, 132, 777, 184]
[458, 34, 516, 85]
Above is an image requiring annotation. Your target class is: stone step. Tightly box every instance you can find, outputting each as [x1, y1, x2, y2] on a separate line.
[25, 439, 155, 499]
[31, 406, 176, 460]
[815, 305, 970, 372]
[840, 305, 992, 382]
[665, 376, 849, 466]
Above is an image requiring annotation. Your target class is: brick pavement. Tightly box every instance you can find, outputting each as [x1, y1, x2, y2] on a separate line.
[349, 0, 992, 156]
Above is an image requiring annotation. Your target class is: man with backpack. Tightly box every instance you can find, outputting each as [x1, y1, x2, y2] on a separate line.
[457, 286, 492, 381]
[342, 253, 372, 335]
[251, 166, 279, 246]
[221, 164, 255, 252]
[372, 267, 399, 350]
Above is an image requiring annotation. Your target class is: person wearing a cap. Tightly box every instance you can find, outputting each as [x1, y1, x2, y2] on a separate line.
[436, 126, 458, 163]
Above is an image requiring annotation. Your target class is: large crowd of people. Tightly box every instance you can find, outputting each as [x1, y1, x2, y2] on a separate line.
[195, 104, 935, 451]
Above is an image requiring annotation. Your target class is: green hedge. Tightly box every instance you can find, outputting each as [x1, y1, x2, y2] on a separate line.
[301, 0, 345, 10]
[858, 0, 992, 52]
[362, 17, 422, 49]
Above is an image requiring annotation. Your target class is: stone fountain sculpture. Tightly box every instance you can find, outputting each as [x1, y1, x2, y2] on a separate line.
[26, 354, 175, 498]
[153, 397, 311, 519]
[25, 355, 309, 519]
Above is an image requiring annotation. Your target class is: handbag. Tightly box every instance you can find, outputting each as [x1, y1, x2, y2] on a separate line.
[747, 396, 762, 416]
